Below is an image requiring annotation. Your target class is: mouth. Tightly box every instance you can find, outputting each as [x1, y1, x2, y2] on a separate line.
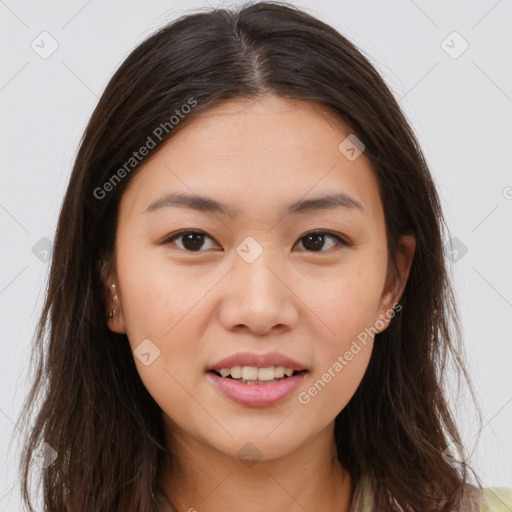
[205, 352, 310, 405]
[205, 367, 309, 407]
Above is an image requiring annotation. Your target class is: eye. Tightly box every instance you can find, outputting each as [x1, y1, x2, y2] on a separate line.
[162, 229, 349, 253]
[163, 230, 220, 252]
[294, 230, 349, 252]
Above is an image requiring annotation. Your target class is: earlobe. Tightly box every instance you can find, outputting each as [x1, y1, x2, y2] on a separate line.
[377, 234, 416, 332]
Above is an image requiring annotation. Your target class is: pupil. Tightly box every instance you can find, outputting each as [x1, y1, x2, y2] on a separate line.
[183, 233, 204, 251]
[303, 233, 324, 251]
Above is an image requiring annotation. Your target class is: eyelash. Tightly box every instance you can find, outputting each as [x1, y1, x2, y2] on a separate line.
[162, 229, 351, 253]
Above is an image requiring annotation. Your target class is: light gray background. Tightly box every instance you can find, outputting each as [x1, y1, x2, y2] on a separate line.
[1, 0, 511, 509]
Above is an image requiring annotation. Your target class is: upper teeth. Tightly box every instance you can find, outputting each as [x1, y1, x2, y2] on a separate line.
[218, 366, 295, 380]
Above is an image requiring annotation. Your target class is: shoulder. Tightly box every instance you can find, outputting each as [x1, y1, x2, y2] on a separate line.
[481, 487, 512, 512]
[154, 485, 512, 512]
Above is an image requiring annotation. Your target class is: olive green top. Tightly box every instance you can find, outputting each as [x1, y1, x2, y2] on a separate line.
[153, 481, 512, 511]
[481, 487, 512, 511]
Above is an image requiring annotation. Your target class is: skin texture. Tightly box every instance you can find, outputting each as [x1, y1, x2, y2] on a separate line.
[103, 94, 415, 512]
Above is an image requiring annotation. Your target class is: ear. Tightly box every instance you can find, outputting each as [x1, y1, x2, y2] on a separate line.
[375, 234, 416, 333]
[99, 258, 127, 334]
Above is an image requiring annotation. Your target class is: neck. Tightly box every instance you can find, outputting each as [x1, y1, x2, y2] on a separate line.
[158, 422, 353, 512]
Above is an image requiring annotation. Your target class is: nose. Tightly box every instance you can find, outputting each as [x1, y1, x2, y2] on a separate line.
[218, 250, 300, 336]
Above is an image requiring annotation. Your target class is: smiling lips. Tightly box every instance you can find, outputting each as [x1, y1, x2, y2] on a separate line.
[205, 351, 309, 407]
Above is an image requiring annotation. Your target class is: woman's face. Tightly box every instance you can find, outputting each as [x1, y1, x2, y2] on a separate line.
[104, 94, 414, 461]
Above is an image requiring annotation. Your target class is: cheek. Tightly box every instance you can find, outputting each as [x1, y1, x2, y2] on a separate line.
[308, 259, 386, 349]
[117, 240, 204, 345]
[295, 254, 385, 416]
[296, 278, 379, 420]
[116, 244, 209, 398]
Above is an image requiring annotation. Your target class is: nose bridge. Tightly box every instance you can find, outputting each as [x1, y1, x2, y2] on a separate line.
[232, 239, 285, 304]
[219, 237, 299, 333]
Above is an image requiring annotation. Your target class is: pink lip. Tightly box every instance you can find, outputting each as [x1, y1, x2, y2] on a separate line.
[207, 351, 308, 372]
[205, 370, 308, 407]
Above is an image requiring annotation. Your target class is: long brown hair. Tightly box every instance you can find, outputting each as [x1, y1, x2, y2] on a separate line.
[17, 2, 484, 510]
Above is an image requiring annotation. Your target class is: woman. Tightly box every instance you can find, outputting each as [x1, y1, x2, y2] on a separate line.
[17, 1, 512, 511]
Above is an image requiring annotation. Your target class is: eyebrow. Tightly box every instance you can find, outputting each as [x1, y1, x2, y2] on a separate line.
[144, 191, 364, 218]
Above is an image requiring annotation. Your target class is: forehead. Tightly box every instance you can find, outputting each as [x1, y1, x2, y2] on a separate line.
[119, 95, 382, 221]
